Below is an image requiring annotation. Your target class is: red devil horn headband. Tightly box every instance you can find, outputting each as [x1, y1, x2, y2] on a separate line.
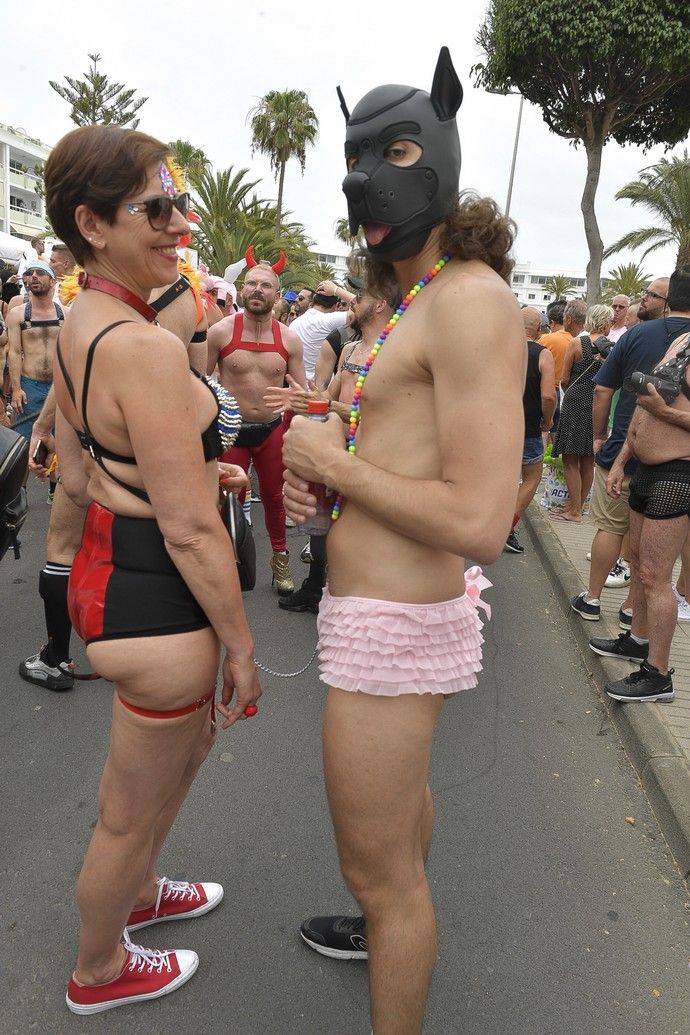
[245, 245, 286, 274]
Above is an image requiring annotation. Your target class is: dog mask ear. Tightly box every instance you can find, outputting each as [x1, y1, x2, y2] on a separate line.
[430, 46, 463, 121]
[336, 86, 350, 122]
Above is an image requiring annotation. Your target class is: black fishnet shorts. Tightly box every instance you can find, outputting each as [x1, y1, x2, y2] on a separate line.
[629, 460, 690, 520]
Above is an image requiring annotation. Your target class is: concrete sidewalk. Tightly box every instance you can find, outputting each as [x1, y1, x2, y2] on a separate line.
[523, 500, 690, 881]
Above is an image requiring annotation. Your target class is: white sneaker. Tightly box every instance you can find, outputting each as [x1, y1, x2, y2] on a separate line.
[677, 597, 690, 623]
[605, 560, 631, 589]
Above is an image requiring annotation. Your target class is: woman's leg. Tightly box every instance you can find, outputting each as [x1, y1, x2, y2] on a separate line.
[560, 454, 582, 518]
[75, 628, 219, 984]
[323, 687, 443, 1035]
[580, 456, 595, 511]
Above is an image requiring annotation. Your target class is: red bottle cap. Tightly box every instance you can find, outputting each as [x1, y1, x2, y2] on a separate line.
[307, 399, 329, 415]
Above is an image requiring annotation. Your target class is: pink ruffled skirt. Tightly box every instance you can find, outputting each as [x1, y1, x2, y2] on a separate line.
[316, 566, 492, 697]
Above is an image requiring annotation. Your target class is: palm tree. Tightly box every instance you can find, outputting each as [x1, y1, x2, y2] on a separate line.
[168, 139, 209, 182]
[334, 217, 365, 250]
[248, 89, 319, 233]
[600, 262, 651, 303]
[604, 150, 690, 268]
[544, 275, 575, 300]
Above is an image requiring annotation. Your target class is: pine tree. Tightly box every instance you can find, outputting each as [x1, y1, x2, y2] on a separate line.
[49, 54, 147, 128]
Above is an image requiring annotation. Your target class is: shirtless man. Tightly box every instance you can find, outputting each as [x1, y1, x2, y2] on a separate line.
[604, 265, 690, 704]
[7, 259, 64, 441]
[282, 49, 525, 1035]
[207, 262, 306, 595]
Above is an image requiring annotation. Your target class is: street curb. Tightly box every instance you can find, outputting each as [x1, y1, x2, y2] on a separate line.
[523, 502, 690, 881]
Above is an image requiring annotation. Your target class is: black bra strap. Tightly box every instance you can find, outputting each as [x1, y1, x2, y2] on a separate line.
[78, 321, 151, 503]
[190, 329, 207, 343]
[150, 276, 190, 313]
[56, 336, 76, 407]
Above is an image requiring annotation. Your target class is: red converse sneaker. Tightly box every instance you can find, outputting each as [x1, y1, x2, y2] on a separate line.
[126, 877, 224, 931]
[66, 936, 198, 1015]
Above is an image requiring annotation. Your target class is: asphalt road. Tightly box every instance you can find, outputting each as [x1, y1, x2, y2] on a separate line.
[2, 483, 689, 1035]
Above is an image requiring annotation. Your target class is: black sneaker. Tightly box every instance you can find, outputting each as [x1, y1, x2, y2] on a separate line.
[589, 631, 649, 663]
[571, 592, 600, 621]
[19, 650, 74, 691]
[278, 579, 322, 614]
[504, 530, 524, 554]
[618, 607, 632, 631]
[605, 661, 675, 703]
[300, 915, 368, 960]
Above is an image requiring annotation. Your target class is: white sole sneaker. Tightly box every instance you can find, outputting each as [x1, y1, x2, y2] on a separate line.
[66, 950, 199, 1015]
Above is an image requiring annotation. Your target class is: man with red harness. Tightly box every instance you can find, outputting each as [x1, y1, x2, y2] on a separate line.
[207, 251, 306, 594]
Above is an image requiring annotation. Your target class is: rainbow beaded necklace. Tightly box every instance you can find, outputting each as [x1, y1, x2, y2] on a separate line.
[331, 254, 450, 520]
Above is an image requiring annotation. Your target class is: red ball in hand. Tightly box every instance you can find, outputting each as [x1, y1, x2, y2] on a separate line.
[244, 705, 258, 717]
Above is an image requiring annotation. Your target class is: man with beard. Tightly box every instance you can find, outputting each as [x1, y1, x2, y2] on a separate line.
[207, 262, 306, 594]
[290, 280, 354, 381]
[6, 259, 64, 441]
[281, 48, 525, 1035]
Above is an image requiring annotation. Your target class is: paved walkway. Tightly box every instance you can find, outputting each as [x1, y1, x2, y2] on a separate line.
[524, 498, 690, 881]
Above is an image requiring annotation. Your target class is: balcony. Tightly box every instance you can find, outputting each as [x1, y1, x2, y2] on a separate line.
[10, 168, 41, 194]
[9, 204, 46, 232]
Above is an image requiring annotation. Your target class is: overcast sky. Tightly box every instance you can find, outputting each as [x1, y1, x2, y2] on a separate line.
[2, 0, 686, 278]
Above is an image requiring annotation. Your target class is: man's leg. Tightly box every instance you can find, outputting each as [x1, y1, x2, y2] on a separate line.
[588, 530, 623, 600]
[627, 509, 648, 638]
[20, 483, 86, 691]
[323, 687, 443, 1035]
[251, 424, 294, 594]
[638, 514, 690, 673]
[515, 460, 542, 517]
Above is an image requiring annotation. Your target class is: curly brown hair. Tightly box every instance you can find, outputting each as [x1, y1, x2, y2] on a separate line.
[360, 191, 515, 297]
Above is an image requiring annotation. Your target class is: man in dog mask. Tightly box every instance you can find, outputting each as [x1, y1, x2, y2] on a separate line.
[283, 48, 526, 1035]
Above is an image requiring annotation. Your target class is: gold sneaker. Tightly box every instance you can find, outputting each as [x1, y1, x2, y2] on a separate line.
[271, 551, 294, 595]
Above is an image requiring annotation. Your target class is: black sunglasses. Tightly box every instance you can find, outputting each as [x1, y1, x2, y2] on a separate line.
[125, 192, 190, 229]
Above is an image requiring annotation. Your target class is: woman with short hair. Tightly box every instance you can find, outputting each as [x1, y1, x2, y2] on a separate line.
[45, 124, 261, 1015]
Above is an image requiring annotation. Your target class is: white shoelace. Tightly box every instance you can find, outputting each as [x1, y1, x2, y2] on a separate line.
[122, 933, 172, 975]
[154, 877, 200, 914]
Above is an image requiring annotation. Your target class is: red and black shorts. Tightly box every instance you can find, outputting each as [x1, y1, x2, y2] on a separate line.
[69, 502, 211, 645]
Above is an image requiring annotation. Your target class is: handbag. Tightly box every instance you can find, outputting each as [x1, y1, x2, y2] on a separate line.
[0, 424, 29, 562]
[220, 489, 256, 592]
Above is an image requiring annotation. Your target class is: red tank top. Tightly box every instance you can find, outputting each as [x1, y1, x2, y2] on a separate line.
[219, 314, 288, 363]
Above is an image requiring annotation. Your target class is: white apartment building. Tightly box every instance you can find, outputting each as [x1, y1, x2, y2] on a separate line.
[0, 123, 51, 241]
[313, 250, 350, 281]
[510, 261, 587, 309]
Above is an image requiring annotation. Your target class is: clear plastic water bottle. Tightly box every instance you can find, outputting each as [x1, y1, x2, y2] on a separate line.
[302, 399, 335, 536]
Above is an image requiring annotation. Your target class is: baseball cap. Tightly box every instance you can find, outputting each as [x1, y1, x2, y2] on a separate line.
[346, 275, 364, 291]
[283, 290, 298, 302]
[24, 259, 55, 277]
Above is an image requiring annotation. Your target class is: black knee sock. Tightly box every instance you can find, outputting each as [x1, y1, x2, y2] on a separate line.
[306, 535, 327, 591]
[39, 563, 73, 666]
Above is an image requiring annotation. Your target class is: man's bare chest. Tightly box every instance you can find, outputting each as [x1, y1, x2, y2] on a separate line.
[221, 344, 286, 382]
[21, 324, 59, 356]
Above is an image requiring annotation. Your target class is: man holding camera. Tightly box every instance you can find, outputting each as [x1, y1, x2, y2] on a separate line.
[571, 278, 674, 623]
[601, 267, 690, 702]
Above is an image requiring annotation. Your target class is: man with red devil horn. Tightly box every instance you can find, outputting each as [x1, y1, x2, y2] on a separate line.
[282, 48, 526, 1035]
[207, 249, 306, 595]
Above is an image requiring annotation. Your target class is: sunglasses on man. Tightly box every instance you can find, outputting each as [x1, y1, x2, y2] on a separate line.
[125, 192, 190, 230]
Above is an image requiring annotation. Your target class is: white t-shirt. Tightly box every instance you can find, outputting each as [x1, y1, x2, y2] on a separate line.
[290, 308, 348, 379]
[609, 325, 627, 342]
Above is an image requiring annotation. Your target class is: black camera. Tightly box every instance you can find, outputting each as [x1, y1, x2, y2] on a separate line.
[623, 370, 680, 404]
[592, 336, 614, 359]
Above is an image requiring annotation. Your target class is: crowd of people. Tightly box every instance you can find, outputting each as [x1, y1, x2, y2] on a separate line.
[3, 40, 687, 1033]
[513, 272, 690, 705]
[0, 47, 528, 1034]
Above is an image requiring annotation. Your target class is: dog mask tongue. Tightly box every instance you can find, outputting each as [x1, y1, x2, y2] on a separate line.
[339, 47, 463, 263]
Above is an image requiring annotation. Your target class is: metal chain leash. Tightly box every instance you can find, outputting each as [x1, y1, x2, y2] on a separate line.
[254, 642, 319, 679]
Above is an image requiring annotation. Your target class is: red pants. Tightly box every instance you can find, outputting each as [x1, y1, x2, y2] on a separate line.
[224, 421, 286, 552]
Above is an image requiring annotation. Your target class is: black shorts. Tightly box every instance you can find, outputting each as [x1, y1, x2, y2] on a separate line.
[629, 460, 690, 520]
[69, 502, 211, 645]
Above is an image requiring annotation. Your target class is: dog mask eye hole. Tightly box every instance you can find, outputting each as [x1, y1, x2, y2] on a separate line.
[383, 141, 423, 167]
